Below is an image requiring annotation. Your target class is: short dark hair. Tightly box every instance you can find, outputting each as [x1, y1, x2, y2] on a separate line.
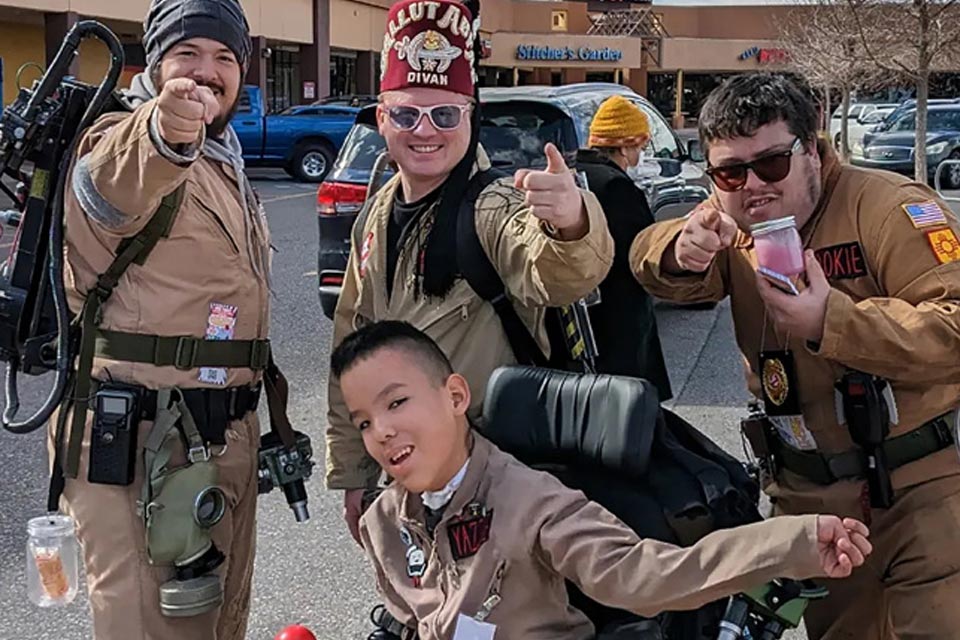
[698, 72, 820, 155]
[330, 321, 454, 384]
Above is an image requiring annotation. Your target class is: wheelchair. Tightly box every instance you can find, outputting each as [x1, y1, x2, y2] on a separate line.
[368, 365, 827, 640]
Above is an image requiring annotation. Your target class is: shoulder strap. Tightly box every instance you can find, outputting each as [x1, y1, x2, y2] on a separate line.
[352, 197, 374, 253]
[456, 169, 548, 367]
[65, 184, 186, 479]
[114, 185, 185, 267]
[351, 155, 393, 251]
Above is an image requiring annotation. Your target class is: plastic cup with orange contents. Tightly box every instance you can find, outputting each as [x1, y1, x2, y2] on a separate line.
[26, 514, 79, 607]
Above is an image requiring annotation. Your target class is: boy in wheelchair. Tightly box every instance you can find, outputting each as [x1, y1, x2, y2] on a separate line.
[331, 321, 871, 640]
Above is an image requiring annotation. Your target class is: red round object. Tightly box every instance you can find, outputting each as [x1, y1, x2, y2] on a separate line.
[274, 625, 317, 640]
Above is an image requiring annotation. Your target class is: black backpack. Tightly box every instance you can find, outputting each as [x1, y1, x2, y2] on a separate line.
[352, 168, 575, 369]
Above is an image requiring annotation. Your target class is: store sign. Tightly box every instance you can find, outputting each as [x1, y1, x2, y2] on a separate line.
[303, 81, 316, 100]
[738, 46, 789, 65]
[516, 44, 622, 62]
[759, 48, 789, 64]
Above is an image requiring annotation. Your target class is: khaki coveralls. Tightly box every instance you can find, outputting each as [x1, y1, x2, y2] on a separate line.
[631, 143, 960, 639]
[52, 99, 271, 640]
[360, 434, 826, 640]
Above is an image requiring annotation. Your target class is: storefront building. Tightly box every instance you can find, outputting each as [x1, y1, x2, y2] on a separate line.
[2, 0, 957, 117]
[0, 0, 325, 110]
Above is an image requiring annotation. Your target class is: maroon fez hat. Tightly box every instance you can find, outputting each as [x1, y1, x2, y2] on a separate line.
[380, 0, 479, 97]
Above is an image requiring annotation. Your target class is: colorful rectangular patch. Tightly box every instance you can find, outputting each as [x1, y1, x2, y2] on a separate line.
[199, 303, 237, 386]
[902, 201, 948, 228]
[814, 242, 868, 280]
[926, 228, 960, 264]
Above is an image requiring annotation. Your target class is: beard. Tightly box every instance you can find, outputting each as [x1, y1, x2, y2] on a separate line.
[206, 92, 241, 139]
[195, 80, 241, 139]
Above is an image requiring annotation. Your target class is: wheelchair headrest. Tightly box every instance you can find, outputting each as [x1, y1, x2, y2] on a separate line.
[481, 366, 660, 479]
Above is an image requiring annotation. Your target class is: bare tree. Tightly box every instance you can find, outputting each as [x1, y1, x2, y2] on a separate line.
[844, 0, 960, 182]
[778, 1, 884, 161]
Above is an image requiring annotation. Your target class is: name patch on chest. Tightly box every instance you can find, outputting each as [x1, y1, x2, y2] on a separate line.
[447, 512, 492, 561]
[814, 242, 867, 280]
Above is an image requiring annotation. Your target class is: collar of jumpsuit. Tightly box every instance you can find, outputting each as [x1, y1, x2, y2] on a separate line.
[421, 458, 471, 510]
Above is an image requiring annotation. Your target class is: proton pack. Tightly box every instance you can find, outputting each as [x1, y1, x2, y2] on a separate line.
[0, 21, 314, 529]
[0, 20, 125, 434]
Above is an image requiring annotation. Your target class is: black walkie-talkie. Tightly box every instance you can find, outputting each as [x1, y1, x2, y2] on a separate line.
[836, 372, 894, 509]
[88, 385, 140, 486]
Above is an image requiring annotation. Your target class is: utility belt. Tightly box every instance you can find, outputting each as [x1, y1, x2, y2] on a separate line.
[744, 412, 956, 486]
[89, 379, 262, 446]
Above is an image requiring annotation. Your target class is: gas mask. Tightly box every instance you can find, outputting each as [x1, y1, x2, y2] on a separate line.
[139, 389, 227, 618]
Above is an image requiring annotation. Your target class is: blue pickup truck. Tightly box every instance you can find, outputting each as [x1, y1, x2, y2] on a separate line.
[231, 85, 359, 182]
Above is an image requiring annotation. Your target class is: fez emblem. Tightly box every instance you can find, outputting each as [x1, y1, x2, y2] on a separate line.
[762, 357, 789, 407]
[400, 30, 462, 73]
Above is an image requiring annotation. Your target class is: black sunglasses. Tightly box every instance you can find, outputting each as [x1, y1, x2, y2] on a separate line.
[706, 138, 803, 192]
[386, 104, 471, 131]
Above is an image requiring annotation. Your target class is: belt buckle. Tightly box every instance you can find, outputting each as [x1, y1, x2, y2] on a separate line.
[933, 415, 955, 447]
[187, 444, 210, 463]
[173, 337, 200, 370]
[249, 340, 270, 370]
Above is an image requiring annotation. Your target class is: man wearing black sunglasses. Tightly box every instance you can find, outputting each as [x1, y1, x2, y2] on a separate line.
[632, 72, 960, 639]
[325, 0, 613, 558]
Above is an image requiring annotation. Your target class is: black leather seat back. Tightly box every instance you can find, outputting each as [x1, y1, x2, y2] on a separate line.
[481, 366, 660, 480]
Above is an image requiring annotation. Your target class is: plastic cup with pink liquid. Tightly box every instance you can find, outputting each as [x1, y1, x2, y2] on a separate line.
[751, 216, 804, 294]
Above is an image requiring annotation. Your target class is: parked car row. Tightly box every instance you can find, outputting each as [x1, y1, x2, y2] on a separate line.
[829, 102, 898, 149]
[852, 102, 960, 189]
[315, 82, 711, 319]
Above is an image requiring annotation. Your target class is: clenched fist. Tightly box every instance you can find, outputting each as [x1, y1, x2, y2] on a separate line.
[815, 516, 872, 579]
[514, 143, 588, 240]
[671, 203, 738, 273]
[155, 78, 220, 146]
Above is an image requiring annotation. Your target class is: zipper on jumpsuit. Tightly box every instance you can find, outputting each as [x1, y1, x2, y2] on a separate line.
[400, 517, 448, 639]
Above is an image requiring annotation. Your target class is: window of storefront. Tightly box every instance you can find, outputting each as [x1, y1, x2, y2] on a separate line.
[648, 72, 734, 125]
[551, 10, 568, 31]
[331, 50, 358, 97]
[266, 46, 301, 113]
[586, 71, 615, 84]
[478, 66, 515, 88]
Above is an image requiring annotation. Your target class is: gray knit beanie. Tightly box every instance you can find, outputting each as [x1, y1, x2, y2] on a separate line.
[143, 0, 252, 70]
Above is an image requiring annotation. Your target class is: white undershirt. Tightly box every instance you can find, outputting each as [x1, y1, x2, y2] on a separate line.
[421, 458, 470, 511]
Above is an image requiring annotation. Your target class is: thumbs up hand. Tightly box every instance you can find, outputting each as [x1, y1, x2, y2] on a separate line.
[514, 143, 588, 239]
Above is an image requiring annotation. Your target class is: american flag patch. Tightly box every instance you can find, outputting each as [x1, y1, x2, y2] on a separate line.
[902, 201, 948, 229]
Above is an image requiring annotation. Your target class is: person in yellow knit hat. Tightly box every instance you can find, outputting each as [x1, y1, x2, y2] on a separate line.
[575, 95, 672, 397]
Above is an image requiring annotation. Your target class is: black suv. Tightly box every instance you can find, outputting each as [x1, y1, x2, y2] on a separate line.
[854, 104, 960, 188]
[316, 82, 710, 319]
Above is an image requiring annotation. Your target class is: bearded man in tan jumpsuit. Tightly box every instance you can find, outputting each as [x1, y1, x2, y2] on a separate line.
[632, 72, 960, 639]
[52, 1, 271, 638]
